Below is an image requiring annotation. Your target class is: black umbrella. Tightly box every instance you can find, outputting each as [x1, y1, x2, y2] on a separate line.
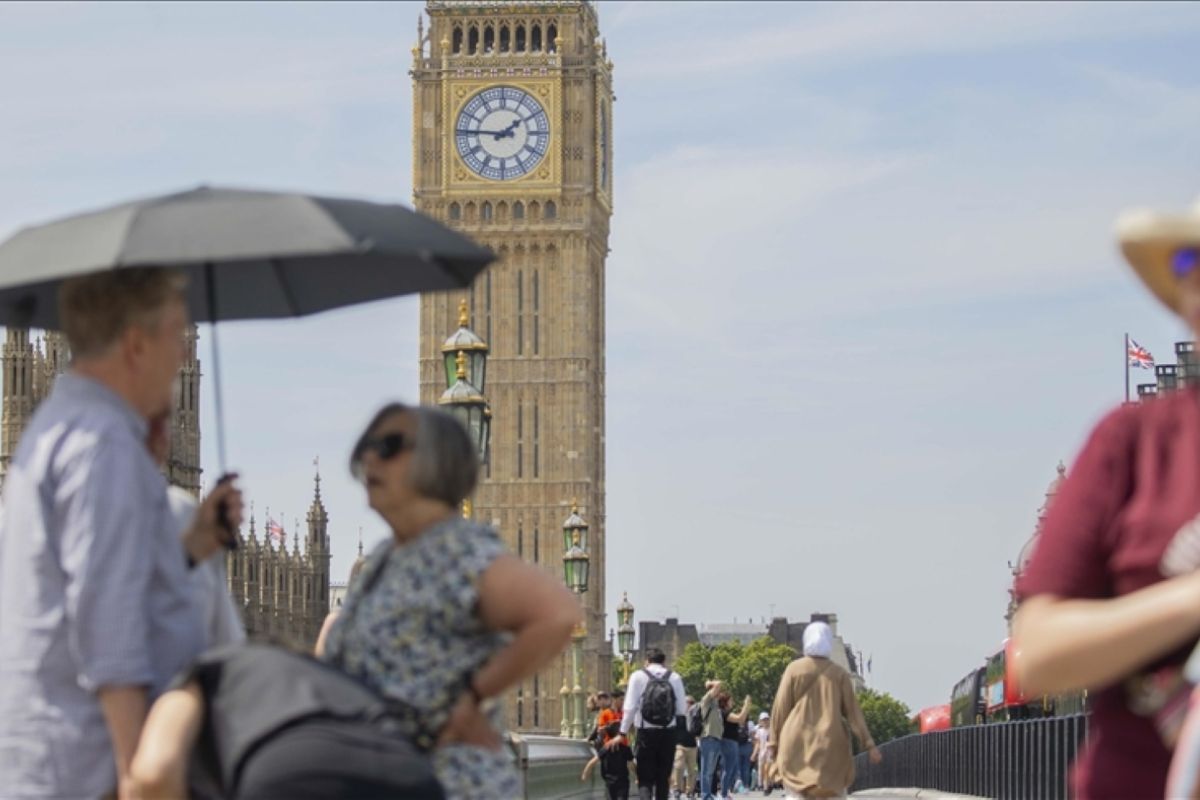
[0, 186, 494, 471]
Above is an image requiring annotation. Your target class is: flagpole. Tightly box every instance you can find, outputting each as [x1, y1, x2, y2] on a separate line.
[1125, 332, 1131, 404]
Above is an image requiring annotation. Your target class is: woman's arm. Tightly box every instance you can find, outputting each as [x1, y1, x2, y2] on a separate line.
[472, 555, 582, 700]
[129, 681, 205, 799]
[1012, 572, 1200, 695]
[314, 610, 338, 657]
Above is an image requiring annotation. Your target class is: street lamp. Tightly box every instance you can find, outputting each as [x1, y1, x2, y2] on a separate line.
[561, 505, 590, 739]
[617, 592, 635, 688]
[438, 300, 491, 517]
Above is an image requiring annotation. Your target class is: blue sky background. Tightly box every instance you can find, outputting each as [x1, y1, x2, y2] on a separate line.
[2, 0, 1200, 711]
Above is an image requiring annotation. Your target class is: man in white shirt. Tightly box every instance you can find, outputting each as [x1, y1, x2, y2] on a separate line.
[617, 648, 688, 800]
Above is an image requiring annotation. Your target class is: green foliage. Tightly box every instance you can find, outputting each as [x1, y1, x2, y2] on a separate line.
[856, 687, 915, 746]
[674, 638, 798, 715]
[611, 656, 625, 691]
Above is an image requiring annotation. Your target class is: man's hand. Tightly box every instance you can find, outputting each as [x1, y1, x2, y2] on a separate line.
[605, 733, 626, 750]
[437, 694, 502, 750]
[182, 476, 243, 565]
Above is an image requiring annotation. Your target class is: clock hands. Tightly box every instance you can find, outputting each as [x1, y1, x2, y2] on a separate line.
[455, 117, 523, 140]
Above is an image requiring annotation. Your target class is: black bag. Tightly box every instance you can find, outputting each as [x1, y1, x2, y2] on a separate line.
[640, 668, 677, 727]
[686, 703, 705, 737]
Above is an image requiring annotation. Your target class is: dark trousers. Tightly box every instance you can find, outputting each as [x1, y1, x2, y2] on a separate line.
[604, 774, 631, 800]
[634, 727, 676, 800]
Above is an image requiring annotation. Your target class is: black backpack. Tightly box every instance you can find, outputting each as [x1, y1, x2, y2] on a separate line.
[686, 703, 706, 737]
[640, 668, 677, 727]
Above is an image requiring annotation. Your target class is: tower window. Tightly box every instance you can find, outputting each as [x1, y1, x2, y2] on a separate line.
[483, 25, 495, 54]
[518, 525, 524, 557]
[534, 675, 540, 726]
[533, 270, 540, 355]
[513, 201, 524, 220]
[517, 270, 524, 356]
[533, 528, 539, 562]
[516, 25, 526, 51]
[545, 200, 556, 220]
[500, 25, 510, 53]
[531, 24, 542, 51]
[452, 27, 463, 54]
[533, 401, 539, 478]
[449, 202, 461, 221]
[529, 201, 540, 221]
[547, 23, 558, 52]
[465, 202, 477, 222]
[468, 26, 479, 54]
[497, 201, 508, 222]
[482, 202, 493, 222]
[517, 398, 524, 478]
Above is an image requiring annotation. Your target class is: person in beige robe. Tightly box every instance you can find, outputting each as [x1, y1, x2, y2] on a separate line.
[768, 622, 881, 798]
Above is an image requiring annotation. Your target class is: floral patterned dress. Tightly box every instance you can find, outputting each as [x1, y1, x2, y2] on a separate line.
[322, 517, 520, 799]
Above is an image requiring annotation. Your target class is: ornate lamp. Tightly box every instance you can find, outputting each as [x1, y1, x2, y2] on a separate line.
[617, 592, 635, 654]
[438, 352, 490, 463]
[562, 531, 590, 594]
[562, 499, 589, 553]
[442, 299, 488, 395]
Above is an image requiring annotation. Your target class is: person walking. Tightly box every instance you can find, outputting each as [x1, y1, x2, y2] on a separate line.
[1016, 202, 1200, 800]
[322, 402, 581, 799]
[616, 647, 688, 800]
[751, 711, 774, 793]
[720, 692, 751, 797]
[697, 680, 726, 800]
[0, 268, 243, 799]
[769, 622, 880, 799]
[674, 696, 699, 799]
[582, 720, 637, 800]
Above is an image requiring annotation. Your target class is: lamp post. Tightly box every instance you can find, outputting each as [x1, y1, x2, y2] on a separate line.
[561, 500, 590, 738]
[439, 300, 490, 517]
[616, 592, 635, 689]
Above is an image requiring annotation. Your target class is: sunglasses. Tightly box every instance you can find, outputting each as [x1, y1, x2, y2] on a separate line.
[355, 432, 414, 466]
[1173, 248, 1199, 280]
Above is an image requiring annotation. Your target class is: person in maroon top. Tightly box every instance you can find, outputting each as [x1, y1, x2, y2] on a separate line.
[1014, 200, 1200, 799]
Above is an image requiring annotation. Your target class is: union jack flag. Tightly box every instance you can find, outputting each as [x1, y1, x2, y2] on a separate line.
[266, 518, 286, 542]
[1128, 338, 1155, 369]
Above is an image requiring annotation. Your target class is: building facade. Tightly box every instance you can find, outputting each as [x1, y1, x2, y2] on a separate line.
[0, 324, 331, 651]
[413, 0, 613, 733]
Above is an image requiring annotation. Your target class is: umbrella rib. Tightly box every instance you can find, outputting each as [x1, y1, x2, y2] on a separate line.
[270, 258, 301, 316]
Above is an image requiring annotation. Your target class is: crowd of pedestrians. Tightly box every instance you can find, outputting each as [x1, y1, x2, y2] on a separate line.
[582, 625, 880, 800]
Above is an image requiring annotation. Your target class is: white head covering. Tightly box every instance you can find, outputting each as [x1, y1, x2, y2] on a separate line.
[802, 621, 833, 658]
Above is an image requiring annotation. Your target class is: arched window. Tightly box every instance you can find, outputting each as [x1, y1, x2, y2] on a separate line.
[497, 201, 509, 222]
[452, 27, 463, 54]
[531, 24, 542, 51]
[547, 23, 558, 52]
[448, 202, 461, 221]
[481, 201, 493, 221]
[468, 26, 479, 55]
[544, 200, 557, 219]
[465, 201, 477, 222]
[513, 201, 525, 220]
[516, 24, 526, 51]
[483, 25, 495, 54]
[499, 25, 510, 53]
[528, 200, 540, 221]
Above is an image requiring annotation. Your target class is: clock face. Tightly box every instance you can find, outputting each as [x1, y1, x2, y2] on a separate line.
[455, 86, 551, 181]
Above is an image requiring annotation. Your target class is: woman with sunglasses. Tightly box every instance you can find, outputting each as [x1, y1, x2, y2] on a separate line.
[321, 402, 582, 799]
[1013, 202, 1200, 799]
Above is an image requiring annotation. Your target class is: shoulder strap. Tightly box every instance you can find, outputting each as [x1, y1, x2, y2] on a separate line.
[786, 659, 833, 715]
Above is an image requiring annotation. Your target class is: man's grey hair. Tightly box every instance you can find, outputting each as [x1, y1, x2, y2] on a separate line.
[350, 402, 479, 507]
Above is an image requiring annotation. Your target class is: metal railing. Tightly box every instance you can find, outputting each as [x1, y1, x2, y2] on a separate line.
[508, 733, 607, 799]
[850, 715, 1088, 800]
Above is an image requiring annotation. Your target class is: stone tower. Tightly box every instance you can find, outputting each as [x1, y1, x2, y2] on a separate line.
[413, 0, 613, 732]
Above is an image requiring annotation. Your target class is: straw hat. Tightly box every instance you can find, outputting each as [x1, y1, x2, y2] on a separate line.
[1118, 200, 1200, 314]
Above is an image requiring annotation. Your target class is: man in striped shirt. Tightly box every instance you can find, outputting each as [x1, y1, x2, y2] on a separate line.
[0, 268, 242, 799]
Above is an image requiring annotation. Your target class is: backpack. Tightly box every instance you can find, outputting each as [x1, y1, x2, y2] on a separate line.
[686, 703, 706, 737]
[640, 668, 677, 727]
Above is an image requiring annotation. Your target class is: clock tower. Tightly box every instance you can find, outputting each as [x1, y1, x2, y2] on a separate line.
[413, 1, 613, 733]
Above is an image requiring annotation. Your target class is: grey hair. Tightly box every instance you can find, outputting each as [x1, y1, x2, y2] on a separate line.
[350, 402, 479, 508]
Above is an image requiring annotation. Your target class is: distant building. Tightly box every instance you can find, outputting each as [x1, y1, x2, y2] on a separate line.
[635, 612, 865, 690]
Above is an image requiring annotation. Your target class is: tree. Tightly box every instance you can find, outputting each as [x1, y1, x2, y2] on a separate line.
[674, 638, 798, 715]
[856, 687, 915, 746]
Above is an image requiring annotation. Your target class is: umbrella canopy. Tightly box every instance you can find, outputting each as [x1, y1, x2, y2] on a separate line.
[0, 186, 493, 329]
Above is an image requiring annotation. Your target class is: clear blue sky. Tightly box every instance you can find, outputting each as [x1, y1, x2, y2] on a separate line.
[2, 0, 1199, 711]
